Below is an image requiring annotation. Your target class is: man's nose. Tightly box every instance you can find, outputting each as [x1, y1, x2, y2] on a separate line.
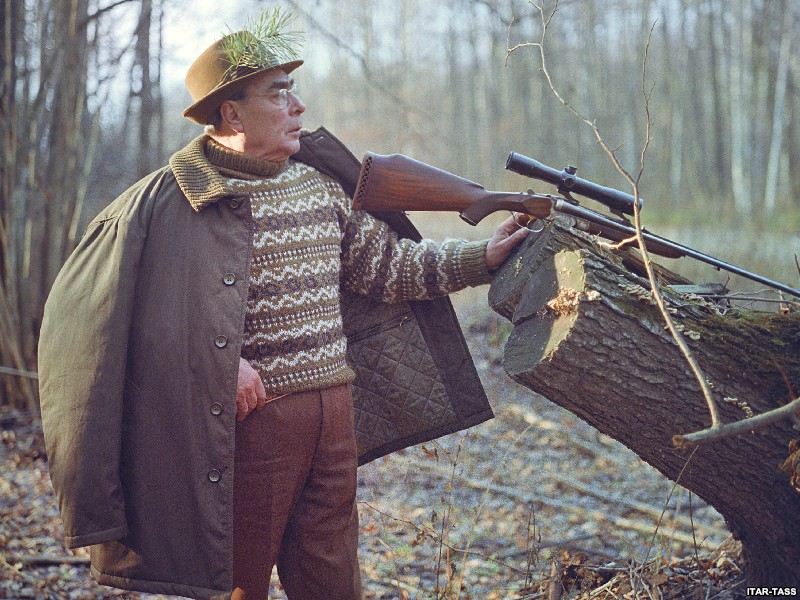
[290, 94, 306, 115]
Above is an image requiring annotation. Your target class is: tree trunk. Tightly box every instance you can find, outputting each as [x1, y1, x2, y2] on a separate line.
[707, 0, 729, 195]
[488, 218, 800, 585]
[134, 0, 153, 177]
[729, 0, 752, 214]
[763, 2, 792, 212]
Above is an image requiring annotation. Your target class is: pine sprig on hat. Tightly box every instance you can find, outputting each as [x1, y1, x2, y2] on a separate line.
[221, 8, 304, 79]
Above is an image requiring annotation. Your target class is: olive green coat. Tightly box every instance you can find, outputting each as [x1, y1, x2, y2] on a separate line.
[38, 128, 492, 598]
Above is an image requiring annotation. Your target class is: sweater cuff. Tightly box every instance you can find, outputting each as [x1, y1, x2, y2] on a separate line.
[457, 240, 493, 287]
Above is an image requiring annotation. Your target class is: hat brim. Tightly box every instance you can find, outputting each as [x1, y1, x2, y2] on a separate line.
[183, 59, 303, 125]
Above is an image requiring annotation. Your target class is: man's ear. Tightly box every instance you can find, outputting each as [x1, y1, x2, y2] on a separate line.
[219, 99, 245, 133]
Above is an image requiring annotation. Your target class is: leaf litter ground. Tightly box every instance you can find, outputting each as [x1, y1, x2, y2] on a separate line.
[1, 311, 745, 599]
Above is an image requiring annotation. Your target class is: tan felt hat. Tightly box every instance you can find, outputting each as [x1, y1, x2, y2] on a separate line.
[183, 33, 303, 125]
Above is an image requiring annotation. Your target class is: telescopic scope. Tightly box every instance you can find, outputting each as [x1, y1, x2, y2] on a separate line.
[506, 152, 643, 216]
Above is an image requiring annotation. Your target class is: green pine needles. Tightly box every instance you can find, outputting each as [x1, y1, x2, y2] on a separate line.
[221, 8, 304, 79]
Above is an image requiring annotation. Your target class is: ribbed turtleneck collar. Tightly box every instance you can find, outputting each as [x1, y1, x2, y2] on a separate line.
[169, 135, 293, 212]
[204, 137, 289, 180]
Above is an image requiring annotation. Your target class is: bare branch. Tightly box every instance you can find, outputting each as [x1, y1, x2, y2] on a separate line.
[357, 500, 528, 575]
[674, 397, 800, 448]
[700, 295, 800, 306]
[2, 554, 90, 566]
[284, 0, 456, 148]
[508, 4, 721, 428]
[627, 22, 721, 429]
[0, 366, 39, 379]
[641, 447, 699, 566]
[77, 0, 138, 32]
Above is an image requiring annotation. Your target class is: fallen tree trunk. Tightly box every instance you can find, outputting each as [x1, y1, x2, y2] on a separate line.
[488, 217, 800, 585]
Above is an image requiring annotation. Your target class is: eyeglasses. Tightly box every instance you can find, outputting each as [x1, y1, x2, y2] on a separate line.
[245, 81, 300, 109]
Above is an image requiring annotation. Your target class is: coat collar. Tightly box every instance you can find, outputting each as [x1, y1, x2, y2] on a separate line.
[170, 129, 350, 212]
[169, 136, 236, 212]
[169, 135, 292, 211]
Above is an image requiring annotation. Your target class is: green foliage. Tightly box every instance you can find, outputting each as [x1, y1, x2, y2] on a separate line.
[221, 7, 304, 79]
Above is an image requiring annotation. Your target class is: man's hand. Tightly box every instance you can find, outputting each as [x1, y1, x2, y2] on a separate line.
[485, 214, 530, 271]
[236, 357, 268, 422]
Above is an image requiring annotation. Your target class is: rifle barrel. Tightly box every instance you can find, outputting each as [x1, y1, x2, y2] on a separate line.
[650, 235, 800, 299]
[554, 200, 800, 298]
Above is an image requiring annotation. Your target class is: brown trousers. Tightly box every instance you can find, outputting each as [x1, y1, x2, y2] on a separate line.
[231, 384, 362, 600]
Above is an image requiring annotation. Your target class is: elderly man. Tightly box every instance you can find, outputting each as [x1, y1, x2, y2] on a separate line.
[38, 10, 527, 600]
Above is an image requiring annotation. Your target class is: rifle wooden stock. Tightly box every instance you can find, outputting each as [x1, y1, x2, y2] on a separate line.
[354, 153, 533, 225]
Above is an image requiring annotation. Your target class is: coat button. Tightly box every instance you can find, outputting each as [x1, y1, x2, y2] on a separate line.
[214, 335, 228, 348]
[223, 273, 236, 286]
[227, 198, 242, 209]
[208, 469, 221, 483]
[210, 403, 223, 416]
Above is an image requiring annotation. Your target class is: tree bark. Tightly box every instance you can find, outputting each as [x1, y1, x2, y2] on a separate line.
[488, 218, 800, 585]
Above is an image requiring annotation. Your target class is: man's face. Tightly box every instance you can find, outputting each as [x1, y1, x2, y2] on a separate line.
[232, 69, 306, 161]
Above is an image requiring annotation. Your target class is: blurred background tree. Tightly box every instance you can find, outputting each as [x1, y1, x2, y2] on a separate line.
[1, 0, 798, 409]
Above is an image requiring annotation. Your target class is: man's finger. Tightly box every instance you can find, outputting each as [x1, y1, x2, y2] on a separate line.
[245, 389, 257, 411]
[511, 226, 530, 242]
[498, 226, 529, 248]
[255, 374, 268, 407]
[236, 395, 249, 421]
[500, 214, 522, 234]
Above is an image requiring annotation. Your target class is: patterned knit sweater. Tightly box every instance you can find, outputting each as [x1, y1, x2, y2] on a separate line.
[178, 136, 492, 395]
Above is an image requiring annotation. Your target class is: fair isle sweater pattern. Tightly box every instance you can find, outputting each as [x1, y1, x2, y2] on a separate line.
[200, 140, 492, 395]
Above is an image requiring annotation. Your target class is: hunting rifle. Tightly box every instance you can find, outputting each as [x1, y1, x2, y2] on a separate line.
[353, 152, 800, 299]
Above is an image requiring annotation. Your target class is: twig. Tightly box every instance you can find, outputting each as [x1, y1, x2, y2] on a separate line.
[443, 422, 536, 597]
[524, 503, 538, 587]
[674, 396, 800, 447]
[570, 436, 632, 470]
[615, 517, 715, 548]
[358, 500, 529, 575]
[435, 442, 462, 598]
[506, 1, 720, 427]
[600, 235, 639, 253]
[508, 2, 722, 430]
[77, 0, 138, 31]
[641, 447, 699, 567]
[359, 500, 436, 537]
[413, 461, 724, 549]
[629, 24, 721, 429]
[700, 295, 800, 305]
[773, 362, 798, 412]
[284, 0, 455, 149]
[370, 576, 425, 597]
[549, 472, 720, 535]
[2, 554, 90, 566]
[715, 287, 784, 298]
[0, 366, 39, 379]
[0, 555, 37, 586]
[587, 574, 623, 599]
[707, 579, 747, 600]
[687, 491, 711, 580]
[499, 406, 634, 470]
[547, 557, 563, 600]
[499, 534, 607, 559]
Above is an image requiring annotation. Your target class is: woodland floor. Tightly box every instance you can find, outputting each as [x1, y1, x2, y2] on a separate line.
[0, 308, 747, 599]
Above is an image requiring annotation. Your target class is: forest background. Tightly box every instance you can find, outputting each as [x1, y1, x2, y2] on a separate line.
[1, 0, 799, 410]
